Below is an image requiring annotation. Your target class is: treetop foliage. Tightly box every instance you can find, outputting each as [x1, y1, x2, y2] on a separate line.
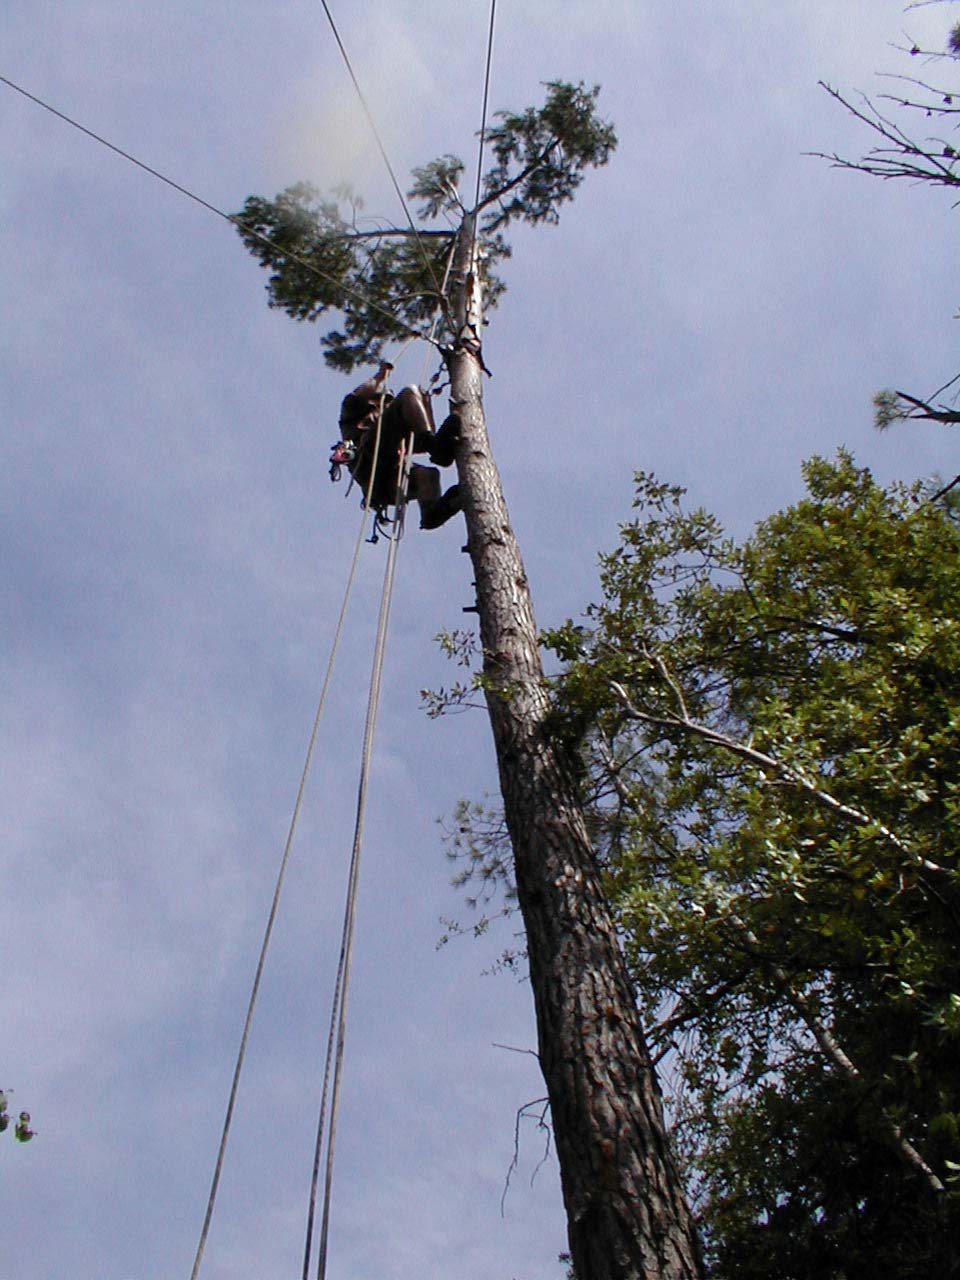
[479, 81, 617, 231]
[233, 80, 616, 370]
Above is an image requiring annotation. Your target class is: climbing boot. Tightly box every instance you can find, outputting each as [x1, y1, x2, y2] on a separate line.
[427, 412, 461, 467]
[420, 484, 462, 530]
[409, 463, 441, 503]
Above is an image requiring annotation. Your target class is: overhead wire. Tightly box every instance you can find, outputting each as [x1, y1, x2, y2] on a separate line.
[473, 0, 498, 214]
[315, 1, 449, 310]
[0, 71, 443, 351]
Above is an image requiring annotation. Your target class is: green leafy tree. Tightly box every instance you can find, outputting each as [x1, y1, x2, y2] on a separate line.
[542, 453, 960, 1278]
[234, 82, 702, 1279]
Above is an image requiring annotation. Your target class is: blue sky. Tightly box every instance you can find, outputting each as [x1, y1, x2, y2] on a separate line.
[3, 3, 960, 1277]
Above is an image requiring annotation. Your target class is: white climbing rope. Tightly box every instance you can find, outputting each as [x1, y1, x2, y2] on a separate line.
[303, 434, 415, 1280]
[188, 385, 393, 1280]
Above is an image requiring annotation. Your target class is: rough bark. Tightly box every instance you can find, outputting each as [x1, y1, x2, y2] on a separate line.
[446, 216, 703, 1280]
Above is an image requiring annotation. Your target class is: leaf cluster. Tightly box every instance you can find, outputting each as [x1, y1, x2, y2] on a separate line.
[0, 1089, 34, 1143]
[479, 81, 617, 232]
[234, 182, 460, 370]
[545, 453, 960, 1277]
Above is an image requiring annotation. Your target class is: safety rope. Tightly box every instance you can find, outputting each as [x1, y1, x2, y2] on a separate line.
[302, 431, 415, 1280]
[188, 388, 392, 1280]
[317, 508, 405, 1280]
[299, 233, 454, 1265]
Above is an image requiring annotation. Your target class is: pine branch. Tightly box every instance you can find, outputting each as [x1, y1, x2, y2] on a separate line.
[892, 390, 960, 424]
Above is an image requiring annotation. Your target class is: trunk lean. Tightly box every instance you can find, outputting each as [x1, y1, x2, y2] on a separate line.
[445, 216, 703, 1279]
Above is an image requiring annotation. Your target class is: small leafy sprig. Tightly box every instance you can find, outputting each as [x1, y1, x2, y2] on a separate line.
[0, 1089, 35, 1143]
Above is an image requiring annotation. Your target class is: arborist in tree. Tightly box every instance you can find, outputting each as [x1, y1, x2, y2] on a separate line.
[330, 360, 462, 531]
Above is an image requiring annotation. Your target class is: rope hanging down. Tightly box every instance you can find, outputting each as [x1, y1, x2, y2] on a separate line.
[301, 436, 415, 1280]
[190, 237, 447, 1280]
[300, 6, 499, 1251]
[300, 211, 457, 1280]
[188, 387, 393, 1280]
[295, 19, 467, 1256]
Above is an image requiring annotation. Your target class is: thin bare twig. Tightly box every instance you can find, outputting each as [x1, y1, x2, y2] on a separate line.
[812, 82, 960, 188]
[492, 1042, 540, 1059]
[501, 1097, 551, 1214]
[925, 472, 960, 504]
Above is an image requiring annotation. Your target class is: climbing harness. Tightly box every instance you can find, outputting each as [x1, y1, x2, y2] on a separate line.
[328, 440, 356, 482]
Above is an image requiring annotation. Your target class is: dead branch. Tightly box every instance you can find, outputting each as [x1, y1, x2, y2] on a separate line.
[501, 1097, 552, 1215]
[893, 390, 960, 424]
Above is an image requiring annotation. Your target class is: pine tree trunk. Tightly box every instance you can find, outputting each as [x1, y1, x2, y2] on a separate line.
[446, 217, 703, 1279]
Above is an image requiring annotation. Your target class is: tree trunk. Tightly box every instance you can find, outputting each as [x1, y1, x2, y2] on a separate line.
[445, 215, 703, 1279]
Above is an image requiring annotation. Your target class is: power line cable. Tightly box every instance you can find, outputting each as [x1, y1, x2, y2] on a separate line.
[473, 0, 498, 213]
[0, 71, 441, 349]
[315, 1, 448, 308]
